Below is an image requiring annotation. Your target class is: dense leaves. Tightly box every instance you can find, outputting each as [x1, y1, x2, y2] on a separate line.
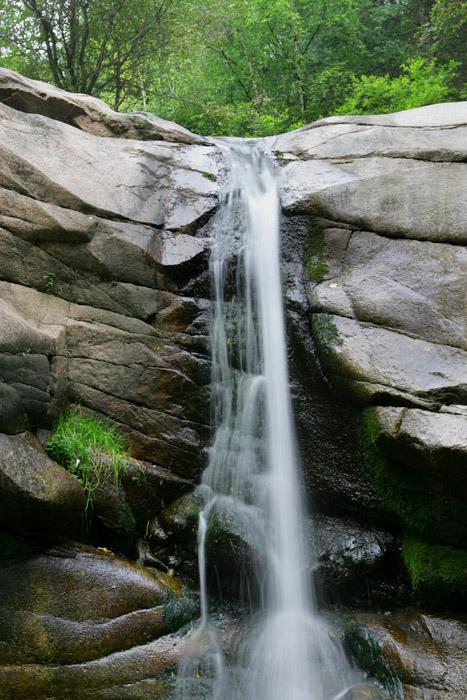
[0, 0, 465, 134]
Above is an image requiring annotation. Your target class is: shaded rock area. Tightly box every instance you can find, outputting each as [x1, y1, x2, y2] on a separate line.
[0, 70, 466, 698]
[310, 514, 409, 608]
[0, 432, 85, 535]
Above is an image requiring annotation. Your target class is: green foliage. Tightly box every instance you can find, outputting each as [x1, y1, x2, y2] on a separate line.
[424, 0, 467, 82]
[43, 271, 56, 292]
[402, 536, 467, 608]
[336, 58, 461, 115]
[47, 408, 127, 514]
[0, 0, 465, 135]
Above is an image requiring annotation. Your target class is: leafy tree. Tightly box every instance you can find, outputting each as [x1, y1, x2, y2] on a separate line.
[426, 0, 467, 81]
[0, 0, 176, 109]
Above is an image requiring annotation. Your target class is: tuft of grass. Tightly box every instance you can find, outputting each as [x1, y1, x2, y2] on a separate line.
[201, 170, 217, 181]
[46, 408, 128, 516]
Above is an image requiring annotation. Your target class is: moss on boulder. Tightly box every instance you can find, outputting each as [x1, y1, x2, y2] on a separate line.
[402, 536, 467, 610]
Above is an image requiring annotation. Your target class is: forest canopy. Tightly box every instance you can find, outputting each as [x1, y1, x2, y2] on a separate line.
[0, 0, 465, 136]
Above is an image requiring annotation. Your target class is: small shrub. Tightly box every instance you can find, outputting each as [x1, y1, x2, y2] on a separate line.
[43, 271, 56, 291]
[47, 408, 128, 515]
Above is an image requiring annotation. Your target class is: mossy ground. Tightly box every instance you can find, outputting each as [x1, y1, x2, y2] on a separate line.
[46, 407, 128, 516]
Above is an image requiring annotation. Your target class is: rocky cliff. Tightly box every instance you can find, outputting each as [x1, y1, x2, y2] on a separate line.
[0, 69, 465, 699]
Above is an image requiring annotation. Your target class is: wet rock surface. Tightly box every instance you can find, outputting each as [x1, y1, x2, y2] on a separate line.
[276, 103, 467, 616]
[345, 609, 467, 700]
[0, 432, 85, 535]
[0, 73, 466, 697]
[310, 514, 409, 608]
[0, 541, 195, 699]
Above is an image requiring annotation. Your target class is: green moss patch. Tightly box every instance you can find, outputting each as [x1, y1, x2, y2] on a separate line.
[304, 231, 329, 282]
[312, 314, 343, 353]
[360, 408, 465, 543]
[47, 408, 128, 516]
[345, 621, 403, 699]
[402, 536, 467, 609]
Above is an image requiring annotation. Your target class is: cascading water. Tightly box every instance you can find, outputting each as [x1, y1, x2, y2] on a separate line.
[176, 141, 356, 699]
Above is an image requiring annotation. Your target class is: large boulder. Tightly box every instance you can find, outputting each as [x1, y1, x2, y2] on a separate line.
[0, 541, 197, 699]
[0, 67, 208, 144]
[310, 514, 408, 608]
[345, 609, 467, 699]
[0, 432, 85, 535]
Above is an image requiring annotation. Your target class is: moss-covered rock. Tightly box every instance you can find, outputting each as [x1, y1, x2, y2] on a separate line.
[361, 407, 467, 547]
[402, 536, 467, 610]
[344, 609, 467, 699]
[305, 231, 329, 282]
[0, 541, 194, 698]
[312, 313, 343, 354]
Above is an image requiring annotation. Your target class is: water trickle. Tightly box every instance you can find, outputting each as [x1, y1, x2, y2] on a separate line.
[176, 141, 354, 699]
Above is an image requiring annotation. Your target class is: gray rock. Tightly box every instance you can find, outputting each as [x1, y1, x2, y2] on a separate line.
[0, 101, 220, 229]
[308, 230, 466, 349]
[0, 432, 85, 534]
[279, 157, 467, 243]
[313, 314, 467, 407]
[273, 122, 467, 163]
[0, 67, 208, 145]
[375, 407, 467, 488]
[314, 101, 467, 127]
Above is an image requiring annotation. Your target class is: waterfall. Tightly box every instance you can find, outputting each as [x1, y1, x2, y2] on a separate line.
[176, 141, 355, 700]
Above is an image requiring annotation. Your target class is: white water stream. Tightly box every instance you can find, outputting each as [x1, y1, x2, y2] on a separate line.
[176, 141, 355, 700]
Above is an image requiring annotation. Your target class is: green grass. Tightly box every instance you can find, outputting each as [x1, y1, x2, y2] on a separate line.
[47, 408, 128, 516]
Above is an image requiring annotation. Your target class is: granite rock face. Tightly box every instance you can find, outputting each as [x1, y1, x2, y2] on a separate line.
[1, 70, 467, 697]
[345, 609, 467, 700]
[0, 68, 223, 483]
[272, 103, 467, 611]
